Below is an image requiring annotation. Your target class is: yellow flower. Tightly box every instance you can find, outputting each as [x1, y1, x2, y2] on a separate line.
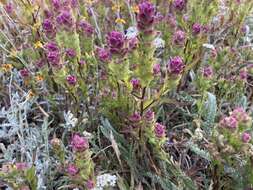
[132, 5, 139, 13]
[2, 64, 13, 72]
[112, 4, 121, 12]
[35, 75, 44, 82]
[34, 41, 43, 49]
[115, 18, 126, 24]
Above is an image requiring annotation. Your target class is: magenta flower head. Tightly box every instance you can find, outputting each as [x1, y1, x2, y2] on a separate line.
[96, 47, 111, 63]
[153, 63, 161, 75]
[78, 20, 94, 37]
[154, 123, 166, 138]
[71, 0, 78, 8]
[66, 75, 77, 86]
[106, 31, 125, 55]
[4, 3, 13, 14]
[239, 69, 247, 81]
[231, 107, 250, 123]
[86, 179, 95, 190]
[16, 162, 29, 171]
[42, 19, 55, 37]
[145, 109, 155, 122]
[173, 0, 186, 11]
[51, 0, 61, 11]
[219, 116, 238, 129]
[71, 134, 89, 152]
[155, 12, 164, 22]
[20, 68, 29, 78]
[129, 112, 141, 123]
[44, 42, 59, 52]
[167, 14, 177, 28]
[131, 78, 141, 90]
[128, 37, 138, 51]
[242, 132, 251, 143]
[192, 23, 202, 35]
[167, 56, 185, 75]
[137, 1, 156, 31]
[44, 9, 54, 19]
[79, 59, 86, 66]
[173, 30, 186, 45]
[65, 48, 76, 58]
[47, 51, 60, 67]
[35, 59, 46, 68]
[202, 66, 213, 78]
[67, 164, 79, 176]
[56, 10, 74, 29]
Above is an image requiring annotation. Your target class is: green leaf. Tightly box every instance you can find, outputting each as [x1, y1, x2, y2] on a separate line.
[25, 166, 38, 190]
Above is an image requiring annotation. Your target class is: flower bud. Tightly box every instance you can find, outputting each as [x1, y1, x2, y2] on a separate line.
[19, 69, 30, 78]
[167, 56, 185, 75]
[219, 116, 238, 129]
[192, 23, 202, 35]
[130, 78, 141, 90]
[71, 134, 89, 152]
[154, 123, 166, 138]
[67, 164, 79, 176]
[242, 132, 251, 143]
[106, 31, 125, 55]
[173, 30, 186, 45]
[173, 0, 186, 11]
[137, 1, 156, 31]
[66, 75, 77, 86]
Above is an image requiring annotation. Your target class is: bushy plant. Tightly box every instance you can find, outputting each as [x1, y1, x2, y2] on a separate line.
[1, 0, 253, 189]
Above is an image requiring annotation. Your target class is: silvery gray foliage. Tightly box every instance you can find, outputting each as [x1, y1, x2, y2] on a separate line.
[0, 83, 55, 189]
[62, 110, 78, 129]
[0, 91, 35, 139]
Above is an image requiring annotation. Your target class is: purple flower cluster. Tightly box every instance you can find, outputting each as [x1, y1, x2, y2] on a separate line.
[173, 30, 186, 45]
[67, 164, 79, 176]
[128, 37, 138, 51]
[129, 112, 141, 123]
[78, 20, 95, 37]
[71, 134, 89, 152]
[173, 0, 186, 11]
[202, 66, 213, 78]
[167, 14, 177, 28]
[153, 63, 161, 75]
[137, 1, 156, 31]
[86, 179, 95, 189]
[106, 31, 125, 55]
[56, 10, 74, 29]
[35, 59, 46, 68]
[4, 3, 13, 14]
[145, 109, 155, 122]
[65, 48, 76, 58]
[19, 68, 29, 78]
[239, 69, 247, 81]
[154, 123, 166, 138]
[192, 23, 202, 35]
[66, 75, 77, 86]
[42, 19, 56, 38]
[131, 78, 141, 90]
[242, 132, 251, 143]
[231, 107, 251, 123]
[45, 42, 61, 67]
[167, 56, 185, 75]
[219, 116, 238, 129]
[96, 47, 111, 63]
